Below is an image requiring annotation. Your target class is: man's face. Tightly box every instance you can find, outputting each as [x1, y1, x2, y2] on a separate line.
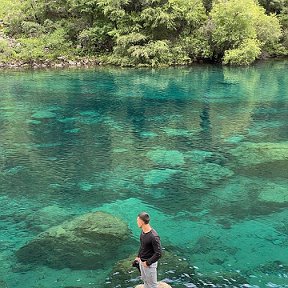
[137, 216, 144, 228]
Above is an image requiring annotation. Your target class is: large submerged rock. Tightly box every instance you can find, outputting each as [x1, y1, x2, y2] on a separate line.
[186, 163, 234, 189]
[31, 110, 57, 119]
[16, 211, 130, 269]
[0, 279, 7, 288]
[147, 149, 185, 167]
[258, 183, 288, 203]
[143, 169, 179, 185]
[25, 205, 71, 232]
[230, 142, 288, 166]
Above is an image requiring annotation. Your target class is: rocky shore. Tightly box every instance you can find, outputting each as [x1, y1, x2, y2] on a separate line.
[0, 56, 101, 69]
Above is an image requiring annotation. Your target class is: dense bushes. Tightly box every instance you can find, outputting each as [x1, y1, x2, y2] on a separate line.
[0, 0, 287, 66]
[210, 0, 283, 64]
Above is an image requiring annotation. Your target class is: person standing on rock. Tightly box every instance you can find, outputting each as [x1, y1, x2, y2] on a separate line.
[135, 212, 162, 288]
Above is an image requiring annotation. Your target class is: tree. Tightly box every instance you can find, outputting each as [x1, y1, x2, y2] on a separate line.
[209, 0, 283, 64]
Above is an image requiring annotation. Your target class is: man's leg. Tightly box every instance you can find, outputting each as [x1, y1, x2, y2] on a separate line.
[146, 262, 158, 288]
[139, 261, 149, 288]
[140, 261, 158, 288]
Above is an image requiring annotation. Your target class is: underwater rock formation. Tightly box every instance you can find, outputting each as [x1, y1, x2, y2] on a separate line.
[258, 183, 288, 203]
[0, 279, 7, 288]
[146, 149, 185, 167]
[185, 150, 228, 165]
[31, 111, 57, 119]
[163, 128, 192, 137]
[25, 205, 72, 232]
[231, 142, 288, 166]
[144, 169, 179, 185]
[186, 163, 234, 189]
[16, 211, 130, 269]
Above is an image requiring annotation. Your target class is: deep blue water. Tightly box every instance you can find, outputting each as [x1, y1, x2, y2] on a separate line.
[0, 60, 288, 288]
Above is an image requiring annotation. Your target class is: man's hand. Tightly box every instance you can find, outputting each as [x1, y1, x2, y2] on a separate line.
[143, 261, 149, 268]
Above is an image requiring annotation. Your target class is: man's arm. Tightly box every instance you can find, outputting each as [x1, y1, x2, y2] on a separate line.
[146, 235, 162, 266]
[136, 237, 142, 261]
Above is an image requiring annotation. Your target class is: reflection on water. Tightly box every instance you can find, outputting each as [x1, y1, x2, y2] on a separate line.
[0, 60, 288, 287]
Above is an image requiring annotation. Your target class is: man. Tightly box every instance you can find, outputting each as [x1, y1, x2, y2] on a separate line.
[135, 212, 162, 288]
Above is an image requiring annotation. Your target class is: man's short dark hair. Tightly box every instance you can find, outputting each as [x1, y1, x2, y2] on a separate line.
[138, 212, 150, 224]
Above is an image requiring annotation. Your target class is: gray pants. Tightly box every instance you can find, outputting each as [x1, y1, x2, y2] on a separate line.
[139, 260, 158, 288]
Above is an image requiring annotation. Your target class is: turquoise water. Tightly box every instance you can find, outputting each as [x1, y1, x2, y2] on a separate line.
[0, 60, 288, 288]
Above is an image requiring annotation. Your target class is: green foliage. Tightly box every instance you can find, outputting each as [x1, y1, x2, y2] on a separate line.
[21, 21, 45, 37]
[283, 29, 288, 50]
[180, 28, 213, 59]
[0, 0, 287, 66]
[13, 28, 72, 62]
[0, 38, 15, 62]
[279, 7, 288, 51]
[13, 38, 46, 62]
[128, 40, 172, 66]
[109, 0, 209, 66]
[210, 0, 258, 53]
[78, 25, 114, 53]
[210, 0, 283, 64]
[258, 0, 288, 14]
[255, 12, 282, 46]
[0, 0, 22, 20]
[97, 0, 129, 21]
[223, 38, 261, 65]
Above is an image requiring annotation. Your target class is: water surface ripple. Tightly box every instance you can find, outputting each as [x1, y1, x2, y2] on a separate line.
[0, 60, 288, 287]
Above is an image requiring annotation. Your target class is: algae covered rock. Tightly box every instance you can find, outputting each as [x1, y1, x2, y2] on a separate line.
[258, 183, 288, 203]
[163, 128, 192, 137]
[0, 280, 7, 288]
[147, 149, 185, 167]
[257, 260, 288, 275]
[186, 163, 234, 189]
[31, 111, 57, 119]
[231, 142, 288, 166]
[185, 150, 228, 165]
[25, 205, 71, 232]
[16, 211, 130, 269]
[144, 169, 179, 185]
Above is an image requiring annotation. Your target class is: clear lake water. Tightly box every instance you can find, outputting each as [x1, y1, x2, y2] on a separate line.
[0, 60, 288, 288]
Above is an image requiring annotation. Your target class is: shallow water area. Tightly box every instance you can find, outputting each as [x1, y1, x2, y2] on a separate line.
[0, 60, 288, 288]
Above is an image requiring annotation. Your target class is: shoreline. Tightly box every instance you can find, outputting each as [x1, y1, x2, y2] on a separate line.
[0, 57, 102, 70]
[0, 55, 287, 70]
